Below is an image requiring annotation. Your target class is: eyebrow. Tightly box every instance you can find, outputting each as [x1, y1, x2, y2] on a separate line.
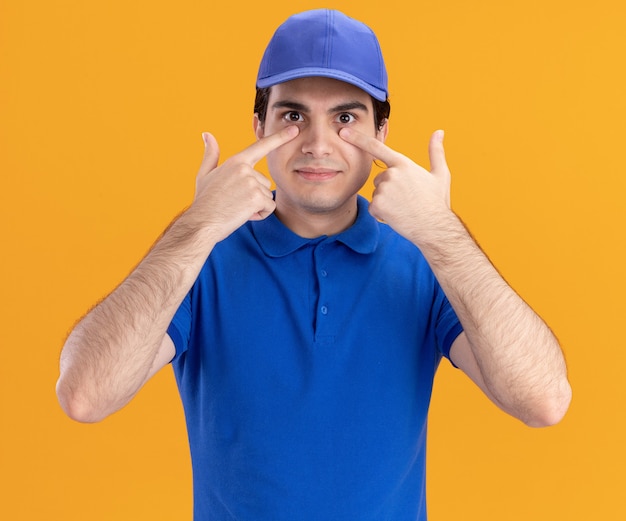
[271, 100, 370, 114]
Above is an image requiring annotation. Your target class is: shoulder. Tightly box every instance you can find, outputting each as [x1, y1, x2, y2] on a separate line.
[377, 221, 429, 263]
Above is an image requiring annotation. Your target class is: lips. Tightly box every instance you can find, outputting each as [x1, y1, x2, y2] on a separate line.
[295, 166, 341, 181]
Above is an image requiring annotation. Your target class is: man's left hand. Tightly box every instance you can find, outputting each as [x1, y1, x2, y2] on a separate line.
[339, 128, 452, 244]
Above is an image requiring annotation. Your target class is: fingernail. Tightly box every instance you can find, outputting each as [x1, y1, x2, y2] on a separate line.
[201, 132, 209, 145]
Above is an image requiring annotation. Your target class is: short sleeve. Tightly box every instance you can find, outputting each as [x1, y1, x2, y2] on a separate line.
[434, 291, 463, 362]
[167, 290, 192, 362]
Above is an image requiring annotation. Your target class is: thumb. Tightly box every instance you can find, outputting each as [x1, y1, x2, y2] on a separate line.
[200, 132, 220, 173]
[428, 129, 448, 174]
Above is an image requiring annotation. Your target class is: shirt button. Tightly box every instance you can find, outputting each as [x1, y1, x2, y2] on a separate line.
[321, 306, 328, 315]
[321, 270, 328, 277]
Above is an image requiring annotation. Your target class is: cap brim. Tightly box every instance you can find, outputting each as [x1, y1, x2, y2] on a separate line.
[257, 67, 388, 101]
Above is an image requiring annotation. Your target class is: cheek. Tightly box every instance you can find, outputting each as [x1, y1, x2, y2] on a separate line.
[344, 146, 375, 171]
[265, 150, 279, 173]
[265, 145, 292, 175]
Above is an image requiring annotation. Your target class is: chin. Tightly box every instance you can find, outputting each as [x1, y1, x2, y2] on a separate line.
[297, 192, 356, 214]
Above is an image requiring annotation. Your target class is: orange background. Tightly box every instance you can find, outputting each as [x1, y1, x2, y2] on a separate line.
[1, 0, 624, 519]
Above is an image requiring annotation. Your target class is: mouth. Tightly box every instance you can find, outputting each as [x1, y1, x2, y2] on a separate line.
[295, 167, 341, 182]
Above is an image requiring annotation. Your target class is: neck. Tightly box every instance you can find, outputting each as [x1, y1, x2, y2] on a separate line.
[274, 196, 359, 238]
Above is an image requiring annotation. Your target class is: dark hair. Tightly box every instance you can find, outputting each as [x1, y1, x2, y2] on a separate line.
[254, 87, 390, 130]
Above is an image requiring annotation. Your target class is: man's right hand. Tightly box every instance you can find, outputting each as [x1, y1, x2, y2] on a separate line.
[188, 125, 299, 243]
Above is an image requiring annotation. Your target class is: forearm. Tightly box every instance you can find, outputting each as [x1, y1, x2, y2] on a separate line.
[339, 128, 571, 425]
[56, 127, 297, 422]
[412, 211, 571, 426]
[57, 210, 218, 422]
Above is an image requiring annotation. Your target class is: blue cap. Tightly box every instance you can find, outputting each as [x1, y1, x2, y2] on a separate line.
[256, 9, 388, 101]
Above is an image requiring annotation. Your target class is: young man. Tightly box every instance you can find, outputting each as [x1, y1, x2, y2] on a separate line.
[56, 9, 571, 520]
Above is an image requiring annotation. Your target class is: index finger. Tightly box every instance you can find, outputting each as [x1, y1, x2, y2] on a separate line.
[339, 127, 406, 166]
[238, 125, 300, 166]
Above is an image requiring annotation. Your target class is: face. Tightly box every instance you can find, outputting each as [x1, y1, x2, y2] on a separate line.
[254, 77, 388, 234]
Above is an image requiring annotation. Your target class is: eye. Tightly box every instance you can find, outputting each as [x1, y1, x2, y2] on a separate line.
[336, 113, 356, 124]
[283, 111, 304, 123]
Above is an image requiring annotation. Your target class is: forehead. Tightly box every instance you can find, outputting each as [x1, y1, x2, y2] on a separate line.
[267, 77, 373, 109]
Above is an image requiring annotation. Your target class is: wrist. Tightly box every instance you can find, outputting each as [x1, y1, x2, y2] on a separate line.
[406, 208, 463, 249]
[174, 205, 223, 249]
[411, 210, 482, 269]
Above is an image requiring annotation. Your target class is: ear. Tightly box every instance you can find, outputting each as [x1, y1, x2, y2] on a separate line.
[376, 119, 389, 143]
[253, 114, 264, 140]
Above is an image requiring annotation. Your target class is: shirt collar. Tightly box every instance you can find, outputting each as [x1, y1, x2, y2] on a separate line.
[251, 195, 380, 257]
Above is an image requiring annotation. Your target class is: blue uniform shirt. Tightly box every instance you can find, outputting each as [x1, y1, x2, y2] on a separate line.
[167, 196, 463, 520]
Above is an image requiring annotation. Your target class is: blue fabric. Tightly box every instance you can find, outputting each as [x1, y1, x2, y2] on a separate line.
[256, 9, 388, 101]
[167, 196, 462, 520]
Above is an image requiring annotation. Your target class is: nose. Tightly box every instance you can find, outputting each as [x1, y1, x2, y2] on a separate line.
[300, 122, 335, 158]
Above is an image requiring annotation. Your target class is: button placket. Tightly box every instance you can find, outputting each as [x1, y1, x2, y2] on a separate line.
[313, 242, 334, 342]
[319, 267, 328, 315]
